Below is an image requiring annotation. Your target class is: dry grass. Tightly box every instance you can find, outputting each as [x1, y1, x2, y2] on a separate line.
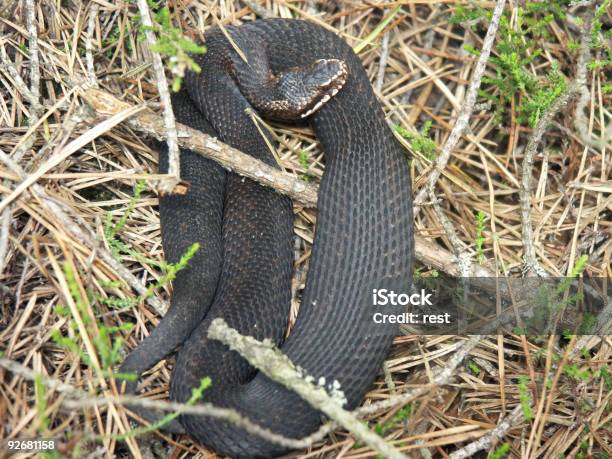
[0, 1, 610, 458]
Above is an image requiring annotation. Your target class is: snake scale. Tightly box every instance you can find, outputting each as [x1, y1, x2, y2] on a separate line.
[119, 18, 414, 458]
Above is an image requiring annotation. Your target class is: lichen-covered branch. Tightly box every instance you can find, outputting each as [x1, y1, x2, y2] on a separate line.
[208, 318, 407, 459]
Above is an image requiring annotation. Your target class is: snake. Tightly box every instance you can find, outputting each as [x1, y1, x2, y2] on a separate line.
[119, 18, 414, 458]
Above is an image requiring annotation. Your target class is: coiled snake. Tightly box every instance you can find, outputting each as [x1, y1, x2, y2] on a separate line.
[119, 18, 414, 458]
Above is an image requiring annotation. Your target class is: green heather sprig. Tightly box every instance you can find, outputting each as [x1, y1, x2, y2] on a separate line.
[517, 375, 534, 421]
[450, 1, 590, 127]
[102, 179, 200, 308]
[394, 121, 437, 160]
[54, 180, 199, 377]
[374, 404, 411, 436]
[52, 263, 133, 375]
[488, 443, 511, 459]
[143, 6, 206, 91]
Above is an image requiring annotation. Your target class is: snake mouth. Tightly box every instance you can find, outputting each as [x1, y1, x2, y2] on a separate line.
[299, 59, 348, 118]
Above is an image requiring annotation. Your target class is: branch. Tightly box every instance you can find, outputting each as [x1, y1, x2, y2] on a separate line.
[428, 185, 473, 276]
[135, 0, 181, 195]
[413, 0, 506, 212]
[241, 0, 275, 18]
[24, 0, 40, 117]
[449, 404, 524, 459]
[82, 88, 318, 206]
[0, 333, 480, 453]
[270, 335, 482, 446]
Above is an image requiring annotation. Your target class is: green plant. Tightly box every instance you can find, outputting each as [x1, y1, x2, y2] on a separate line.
[104, 180, 146, 261]
[51, 263, 133, 377]
[102, 180, 200, 308]
[143, 7, 206, 91]
[468, 360, 481, 375]
[519, 61, 567, 128]
[489, 443, 511, 459]
[394, 121, 437, 160]
[298, 149, 311, 169]
[532, 255, 589, 335]
[54, 180, 199, 379]
[451, 2, 574, 127]
[34, 376, 66, 457]
[374, 404, 411, 436]
[564, 363, 591, 382]
[297, 150, 314, 182]
[35, 375, 49, 431]
[600, 366, 612, 391]
[517, 375, 533, 421]
[576, 435, 590, 459]
[474, 210, 487, 264]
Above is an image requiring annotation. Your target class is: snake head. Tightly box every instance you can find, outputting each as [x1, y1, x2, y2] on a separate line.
[296, 59, 348, 118]
[273, 58, 348, 120]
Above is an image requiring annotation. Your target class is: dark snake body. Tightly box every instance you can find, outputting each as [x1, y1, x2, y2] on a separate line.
[120, 19, 414, 458]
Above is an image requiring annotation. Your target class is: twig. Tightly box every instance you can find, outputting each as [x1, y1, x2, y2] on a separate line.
[0, 356, 317, 450]
[0, 47, 43, 114]
[571, 8, 608, 150]
[0, 331, 480, 454]
[0, 207, 10, 275]
[242, 0, 275, 18]
[375, 28, 391, 93]
[82, 88, 318, 205]
[85, 3, 99, 86]
[413, 0, 506, 212]
[449, 404, 523, 459]
[428, 185, 472, 276]
[70, 396, 321, 449]
[135, 0, 181, 195]
[519, 11, 595, 275]
[208, 318, 407, 459]
[277, 336, 482, 445]
[519, 89, 578, 275]
[357, 336, 480, 416]
[24, 0, 40, 115]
